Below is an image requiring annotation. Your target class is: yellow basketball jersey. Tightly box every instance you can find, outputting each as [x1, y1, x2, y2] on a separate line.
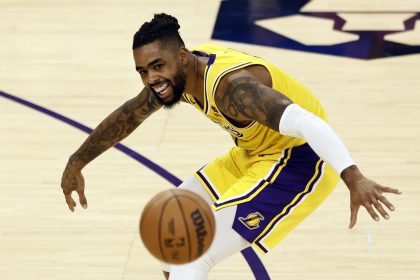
[183, 44, 327, 155]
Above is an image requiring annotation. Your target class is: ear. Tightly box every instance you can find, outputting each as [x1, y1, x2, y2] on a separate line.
[178, 47, 189, 65]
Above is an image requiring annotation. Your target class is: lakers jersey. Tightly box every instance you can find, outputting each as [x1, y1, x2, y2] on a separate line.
[183, 44, 327, 155]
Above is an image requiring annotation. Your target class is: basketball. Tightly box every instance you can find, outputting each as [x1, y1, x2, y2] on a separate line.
[139, 189, 216, 264]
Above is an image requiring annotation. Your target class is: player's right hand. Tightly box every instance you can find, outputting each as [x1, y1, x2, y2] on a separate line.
[60, 164, 87, 212]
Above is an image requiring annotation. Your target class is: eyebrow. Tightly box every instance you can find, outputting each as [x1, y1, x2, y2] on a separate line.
[135, 58, 163, 71]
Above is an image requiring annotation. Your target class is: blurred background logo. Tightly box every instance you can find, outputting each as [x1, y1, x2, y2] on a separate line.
[213, 0, 420, 59]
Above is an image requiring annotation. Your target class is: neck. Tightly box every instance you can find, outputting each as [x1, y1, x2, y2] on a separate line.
[184, 53, 207, 98]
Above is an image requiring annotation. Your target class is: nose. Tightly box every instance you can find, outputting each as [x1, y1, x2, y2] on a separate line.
[147, 70, 159, 85]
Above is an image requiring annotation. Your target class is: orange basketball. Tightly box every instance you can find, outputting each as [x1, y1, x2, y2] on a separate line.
[139, 189, 216, 264]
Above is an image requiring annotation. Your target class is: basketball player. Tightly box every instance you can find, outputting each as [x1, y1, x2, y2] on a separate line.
[60, 13, 401, 280]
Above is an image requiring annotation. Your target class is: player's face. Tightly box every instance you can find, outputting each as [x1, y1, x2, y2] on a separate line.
[133, 41, 186, 109]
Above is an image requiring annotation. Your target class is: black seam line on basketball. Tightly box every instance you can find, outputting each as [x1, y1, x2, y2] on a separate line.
[170, 190, 192, 262]
[158, 196, 173, 263]
[179, 195, 215, 239]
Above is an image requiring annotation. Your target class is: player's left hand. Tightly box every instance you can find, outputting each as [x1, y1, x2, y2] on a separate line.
[342, 166, 401, 228]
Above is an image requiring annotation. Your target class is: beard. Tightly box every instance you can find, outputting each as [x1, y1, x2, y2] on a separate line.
[156, 68, 186, 109]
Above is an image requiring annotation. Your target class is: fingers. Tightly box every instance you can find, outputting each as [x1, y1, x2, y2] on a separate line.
[371, 200, 389, 220]
[363, 201, 380, 222]
[349, 204, 359, 229]
[349, 181, 400, 228]
[77, 189, 88, 209]
[62, 170, 87, 212]
[377, 194, 395, 212]
[76, 174, 87, 209]
[65, 194, 76, 212]
[379, 186, 402, 195]
[64, 192, 88, 211]
[364, 191, 398, 222]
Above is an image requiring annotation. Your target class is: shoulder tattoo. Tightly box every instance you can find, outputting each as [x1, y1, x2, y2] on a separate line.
[216, 76, 291, 131]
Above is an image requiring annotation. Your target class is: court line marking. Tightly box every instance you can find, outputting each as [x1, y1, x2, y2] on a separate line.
[0, 90, 270, 280]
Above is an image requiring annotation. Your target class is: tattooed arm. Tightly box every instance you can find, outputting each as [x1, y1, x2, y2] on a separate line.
[215, 68, 292, 130]
[216, 68, 400, 228]
[61, 87, 161, 211]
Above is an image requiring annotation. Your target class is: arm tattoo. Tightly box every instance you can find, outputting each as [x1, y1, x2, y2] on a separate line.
[216, 76, 291, 131]
[70, 88, 161, 166]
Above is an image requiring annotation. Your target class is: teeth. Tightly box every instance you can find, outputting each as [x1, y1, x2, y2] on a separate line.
[153, 82, 169, 93]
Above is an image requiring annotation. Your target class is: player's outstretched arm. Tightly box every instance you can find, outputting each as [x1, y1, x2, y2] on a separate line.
[61, 87, 161, 212]
[216, 70, 401, 228]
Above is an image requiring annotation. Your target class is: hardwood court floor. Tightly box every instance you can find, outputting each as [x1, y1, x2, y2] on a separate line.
[0, 0, 419, 279]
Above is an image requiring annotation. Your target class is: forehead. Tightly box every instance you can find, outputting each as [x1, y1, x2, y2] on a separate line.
[133, 41, 176, 67]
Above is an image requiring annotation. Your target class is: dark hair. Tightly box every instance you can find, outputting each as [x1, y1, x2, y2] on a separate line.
[132, 13, 185, 51]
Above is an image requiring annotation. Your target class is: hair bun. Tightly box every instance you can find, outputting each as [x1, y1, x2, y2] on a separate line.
[132, 13, 184, 49]
[153, 13, 180, 31]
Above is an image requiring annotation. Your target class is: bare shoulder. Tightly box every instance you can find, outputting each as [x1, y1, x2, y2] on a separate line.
[214, 67, 292, 131]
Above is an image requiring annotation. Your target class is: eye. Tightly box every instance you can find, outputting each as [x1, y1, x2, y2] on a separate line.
[154, 64, 163, 70]
[138, 69, 147, 76]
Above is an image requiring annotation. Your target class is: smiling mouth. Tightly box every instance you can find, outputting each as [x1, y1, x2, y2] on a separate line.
[152, 82, 170, 98]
